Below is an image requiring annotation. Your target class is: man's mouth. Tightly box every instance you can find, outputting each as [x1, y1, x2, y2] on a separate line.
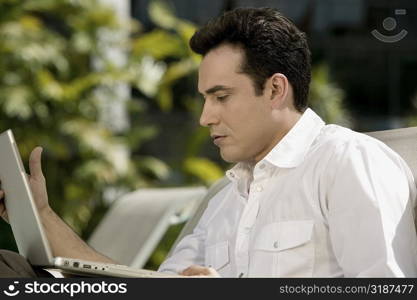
[212, 135, 227, 146]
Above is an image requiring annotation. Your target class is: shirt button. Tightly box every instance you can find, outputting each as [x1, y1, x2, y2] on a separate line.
[273, 241, 279, 248]
[256, 186, 263, 192]
[259, 164, 265, 170]
[243, 226, 251, 233]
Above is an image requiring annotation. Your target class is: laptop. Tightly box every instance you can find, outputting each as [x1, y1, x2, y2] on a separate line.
[0, 129, 179, 278]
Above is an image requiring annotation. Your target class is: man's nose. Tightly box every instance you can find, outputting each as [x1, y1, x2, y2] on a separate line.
[199, 100, 219, 127]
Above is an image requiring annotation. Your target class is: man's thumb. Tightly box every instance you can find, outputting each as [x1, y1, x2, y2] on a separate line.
[29, 147, 44, 180]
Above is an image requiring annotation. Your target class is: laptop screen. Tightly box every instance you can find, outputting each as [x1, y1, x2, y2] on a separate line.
[0, 129, 53, 266]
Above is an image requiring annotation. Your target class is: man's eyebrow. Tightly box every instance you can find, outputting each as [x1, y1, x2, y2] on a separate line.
[203, 85, 234, 95]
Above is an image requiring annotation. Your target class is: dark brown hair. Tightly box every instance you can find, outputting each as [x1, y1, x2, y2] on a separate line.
[190, 7, 311, 112]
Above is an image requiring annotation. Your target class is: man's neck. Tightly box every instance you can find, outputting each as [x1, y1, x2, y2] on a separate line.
[252, 110, 303, 163]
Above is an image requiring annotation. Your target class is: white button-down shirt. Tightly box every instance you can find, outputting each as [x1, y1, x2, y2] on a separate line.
[159, 108, 417, 277]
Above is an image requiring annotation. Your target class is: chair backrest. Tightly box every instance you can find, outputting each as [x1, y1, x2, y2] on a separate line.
[171, 127, 417, 249]
[366, 126, 417, 232]
[88, 186, 207, 268]
[366, 127, 417, 184]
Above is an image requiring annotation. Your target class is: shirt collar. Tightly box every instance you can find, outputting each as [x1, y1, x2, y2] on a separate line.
[264, 108, 325, 168]
[226, 162, 253, 182]
[226, 108, 325, 180]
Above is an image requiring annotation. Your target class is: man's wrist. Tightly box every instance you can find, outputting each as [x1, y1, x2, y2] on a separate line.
[38, 205, 54, 219]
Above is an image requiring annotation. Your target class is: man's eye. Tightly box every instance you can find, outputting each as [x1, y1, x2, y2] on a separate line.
[216, 95, 229, 101]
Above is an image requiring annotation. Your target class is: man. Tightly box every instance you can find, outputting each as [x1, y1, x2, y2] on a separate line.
[1, 7, 417, 277]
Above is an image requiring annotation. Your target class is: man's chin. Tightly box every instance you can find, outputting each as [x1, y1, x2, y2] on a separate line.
[219, 150, 242, 163]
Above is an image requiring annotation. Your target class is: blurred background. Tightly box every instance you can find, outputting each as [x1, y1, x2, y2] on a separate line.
[0, 0, 416, 270]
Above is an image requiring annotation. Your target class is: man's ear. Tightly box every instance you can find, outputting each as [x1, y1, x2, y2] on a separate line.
[268, 73, 289, 109]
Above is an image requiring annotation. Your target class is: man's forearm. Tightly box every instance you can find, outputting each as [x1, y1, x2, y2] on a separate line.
[40, 207, 116, 264]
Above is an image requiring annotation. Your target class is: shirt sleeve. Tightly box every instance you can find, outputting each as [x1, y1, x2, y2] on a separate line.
[157, 220, 206, 274]
[157, 188, 225, 274]
[325, 136, 417, 277]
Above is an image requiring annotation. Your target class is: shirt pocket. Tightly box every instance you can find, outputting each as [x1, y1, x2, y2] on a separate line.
[252, 220, 315, 277]
[205, 241, 230, 272]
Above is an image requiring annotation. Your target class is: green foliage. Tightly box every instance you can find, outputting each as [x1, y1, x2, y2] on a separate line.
[132, 0, 223, 186]
[133, 0, 200, 112]
[184, 157, 224, 186]
[144, 222, 185, 270]
[0, 0, 221, 261]
[309, 64, 351, 126]
[406, 92, 417, 126]
[0, 0, 169, 246]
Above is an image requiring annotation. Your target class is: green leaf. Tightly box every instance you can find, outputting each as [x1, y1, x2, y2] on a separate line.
[309, 63, 351, 126]
[135, 156, 170, 180]
[2, 87, 32, 119]
[184, 157, 224, 185]
[132, 29, 186, 60]
[148, 0, 178, 30]
[161, 58, 197, 85]
[156, 84, 173, 111]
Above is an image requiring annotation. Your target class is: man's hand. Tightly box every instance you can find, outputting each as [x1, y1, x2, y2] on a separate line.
[1, 146, 115, 263]
[0, 147, 50, 223]
[180, 265, 221, 277]
[0, 189, 6, 222]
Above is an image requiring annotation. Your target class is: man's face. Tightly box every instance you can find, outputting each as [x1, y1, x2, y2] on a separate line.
[198, 44, 280, 163]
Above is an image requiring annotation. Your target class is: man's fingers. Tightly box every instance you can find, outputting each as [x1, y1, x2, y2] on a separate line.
[180, 265, 217, 276]
[181, 265, 202, 276]
[0, 203, 6, 216]
[0, 194, 9, 223]
[29, 147, 44, 181]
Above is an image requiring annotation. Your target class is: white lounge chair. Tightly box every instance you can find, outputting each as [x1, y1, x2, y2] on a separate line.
[87, 186, 207, 268]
